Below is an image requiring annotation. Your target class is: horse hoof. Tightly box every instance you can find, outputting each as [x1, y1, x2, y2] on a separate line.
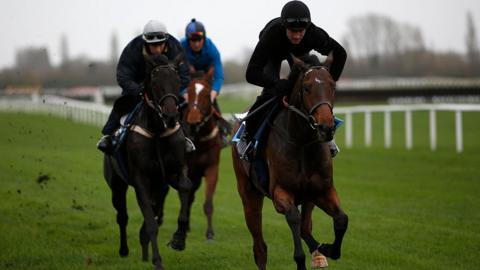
[119, 246, 129, 257]
[167, 238, 185, 251]
[206, 231, 214, 241]
[318, 243, 340, 260]
[311, 250, 328, 268]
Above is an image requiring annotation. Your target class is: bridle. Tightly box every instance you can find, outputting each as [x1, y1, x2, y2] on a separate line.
[187, 80, 216, 133]
[282, 66, 333, 130]
[144, 64, 180, 127]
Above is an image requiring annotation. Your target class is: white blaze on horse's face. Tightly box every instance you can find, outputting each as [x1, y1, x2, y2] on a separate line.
[194, 83, 205, 108]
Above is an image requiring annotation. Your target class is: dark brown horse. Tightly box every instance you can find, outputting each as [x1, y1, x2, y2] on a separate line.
[232, 56, 348, 270]
[180, 68, 223, 240]
[103, 54, 192, 270]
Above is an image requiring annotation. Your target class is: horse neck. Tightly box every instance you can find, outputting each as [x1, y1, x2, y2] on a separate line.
[134, 101, 163, 134]
[190, 110, 217, 139]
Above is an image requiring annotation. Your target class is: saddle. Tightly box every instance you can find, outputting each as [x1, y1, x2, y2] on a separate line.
[233, 104, 281, 194]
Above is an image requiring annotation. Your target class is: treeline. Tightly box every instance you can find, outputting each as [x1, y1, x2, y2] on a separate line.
[1, 12, 479, 89]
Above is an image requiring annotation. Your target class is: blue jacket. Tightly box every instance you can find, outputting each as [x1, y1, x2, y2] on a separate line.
[180, 37, 224, 94]
[116, 35, 190, 96]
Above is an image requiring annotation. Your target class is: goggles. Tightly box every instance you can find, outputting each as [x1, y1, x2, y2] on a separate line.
[144, 32, 168, 42]
[187, 32, 204, 41]
[284, 18, 310, 29]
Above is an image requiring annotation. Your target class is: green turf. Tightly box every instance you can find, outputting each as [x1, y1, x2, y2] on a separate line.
[1, 111, 479, 270]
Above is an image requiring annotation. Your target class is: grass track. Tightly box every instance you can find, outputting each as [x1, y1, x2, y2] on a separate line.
[1, 111, 479, 270]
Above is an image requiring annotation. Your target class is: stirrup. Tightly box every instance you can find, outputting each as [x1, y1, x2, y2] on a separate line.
[185, 137, 196, 152]
[237, 140, 253, 161]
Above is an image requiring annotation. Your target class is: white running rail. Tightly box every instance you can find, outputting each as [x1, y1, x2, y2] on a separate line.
[334, 104, 480, 153]
[2, 95, 480, 153]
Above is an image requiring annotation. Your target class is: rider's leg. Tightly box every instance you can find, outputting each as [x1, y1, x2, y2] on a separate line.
[97, 109, 120, 153]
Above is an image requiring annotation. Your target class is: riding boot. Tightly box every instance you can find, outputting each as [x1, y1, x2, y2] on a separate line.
[237, 90, 274, 161]
[328, 139, 340, 157]
[97, 110, 120, 154]
[97, 135, 113, 154]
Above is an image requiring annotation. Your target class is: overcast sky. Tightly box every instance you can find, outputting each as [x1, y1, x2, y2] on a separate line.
[1, 0, 479, 69]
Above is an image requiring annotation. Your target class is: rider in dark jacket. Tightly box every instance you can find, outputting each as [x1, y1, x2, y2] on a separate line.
[238, 0, 347, 159]
[97, 20, 190, 153]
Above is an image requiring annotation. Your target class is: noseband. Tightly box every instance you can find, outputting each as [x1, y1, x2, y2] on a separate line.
[283, 66, 333, 130]
[145, 64, 180, 123]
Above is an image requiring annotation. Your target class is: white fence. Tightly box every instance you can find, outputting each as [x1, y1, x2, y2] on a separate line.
[0, 94, 110, 127]
[1, 95, 479, 153]
[334, 104, 480, 153]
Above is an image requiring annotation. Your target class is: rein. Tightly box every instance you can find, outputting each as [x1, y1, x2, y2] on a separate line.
[280, 66, 334, 130]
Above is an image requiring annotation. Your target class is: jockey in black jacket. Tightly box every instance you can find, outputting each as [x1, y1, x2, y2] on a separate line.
[97, 20, 190, 154]
[238, 0, 347, 159]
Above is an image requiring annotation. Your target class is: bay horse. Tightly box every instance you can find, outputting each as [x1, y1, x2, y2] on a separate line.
[180, 68, 222, 240]
[103, 54, 192, 270]
[231, 56, 348, 269]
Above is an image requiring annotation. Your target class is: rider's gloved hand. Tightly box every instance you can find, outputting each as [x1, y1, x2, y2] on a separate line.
[273, 79, 293, 96]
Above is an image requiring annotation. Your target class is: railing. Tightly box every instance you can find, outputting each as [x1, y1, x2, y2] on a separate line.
[0, 94, 110, 127]
[334, 104, 480, 153]
[1, 95, 479, 153]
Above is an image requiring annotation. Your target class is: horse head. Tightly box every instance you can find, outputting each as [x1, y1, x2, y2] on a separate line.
[184, 67, 214, 134]
[286, 54, 336, 141]
[144, 54, 181, 129]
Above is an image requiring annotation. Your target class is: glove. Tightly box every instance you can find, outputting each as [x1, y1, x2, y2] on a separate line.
[273, 79, 293, 96]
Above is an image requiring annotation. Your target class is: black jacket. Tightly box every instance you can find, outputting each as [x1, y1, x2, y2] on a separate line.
[116, 35, 190, 96]
[246, 18, 347, 88]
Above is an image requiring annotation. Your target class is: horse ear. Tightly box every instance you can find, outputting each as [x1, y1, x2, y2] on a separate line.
[290, 54, 305, 69]
[206, 66, 214, 83]
[173, 54, 184, 68]
[288, 54, 305, 81]
[323, 51, 334, 70]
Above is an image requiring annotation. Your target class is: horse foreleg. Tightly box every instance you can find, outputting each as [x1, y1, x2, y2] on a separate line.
[274, 187, 306, 270]
[203, 164, 219, 240]
[300, 203, 320, 252]
[111, 177, 129, 257]
[134, 183, 164, 270]
[301, 203, 328, 268]
[168, 165, 192, 251]
[315, 187, 348, 260]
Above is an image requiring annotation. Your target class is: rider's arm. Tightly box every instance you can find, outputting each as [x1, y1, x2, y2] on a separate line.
[311, 27, 347, 81]
[208, 41, 224, 94]
[116, 38, 143, 96]
[171, 38, 191, 95]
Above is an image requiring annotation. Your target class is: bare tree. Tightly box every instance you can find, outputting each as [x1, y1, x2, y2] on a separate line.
[60, 33, 69, 67]
[344, 13, 425, 60]
[466, 11, 480, 75]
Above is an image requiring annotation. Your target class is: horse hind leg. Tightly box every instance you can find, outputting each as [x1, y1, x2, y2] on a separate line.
[315, 187, 349, 260]
[233, 146, 267, 269]
[110, 176, 129, 257]
[242, 190, 267, 270]
[203, 164, 219, 240]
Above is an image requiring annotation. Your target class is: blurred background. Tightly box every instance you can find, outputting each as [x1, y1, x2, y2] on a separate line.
[0, 0, 479, 103]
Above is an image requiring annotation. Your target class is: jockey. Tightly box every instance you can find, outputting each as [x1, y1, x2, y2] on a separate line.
[97, 20, 191, 154]
[180, 18, 231, 146]
[238, 0, 347, 159]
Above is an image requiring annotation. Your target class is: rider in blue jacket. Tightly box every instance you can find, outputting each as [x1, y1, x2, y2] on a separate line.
[180, 18, 231, 146]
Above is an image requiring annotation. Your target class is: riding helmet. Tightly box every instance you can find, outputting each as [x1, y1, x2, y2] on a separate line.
[142, 20, 168, 44]
[281, 0, 311, 29]
[185, 18, 206, 40]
